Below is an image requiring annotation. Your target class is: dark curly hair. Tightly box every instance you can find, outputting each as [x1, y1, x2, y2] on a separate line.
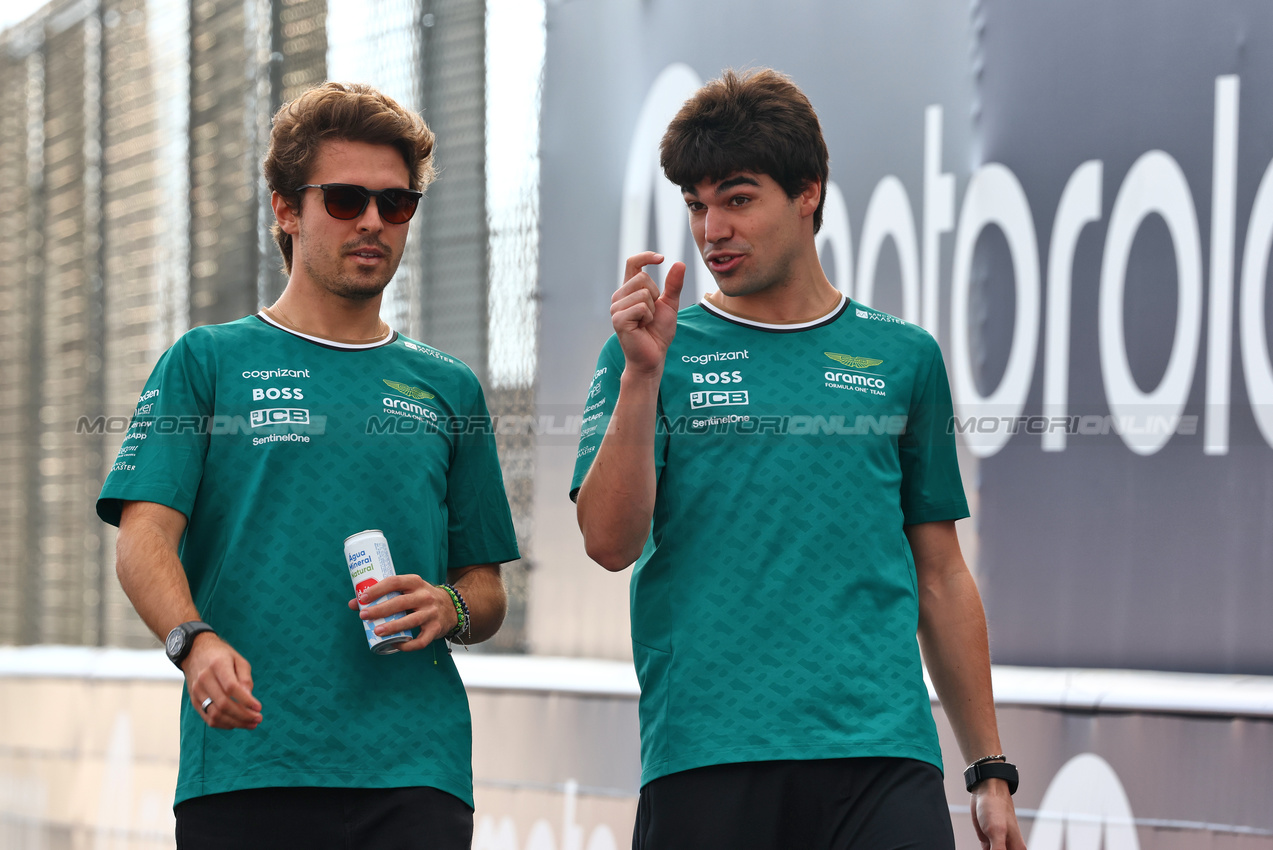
[660, 68, 830, 232]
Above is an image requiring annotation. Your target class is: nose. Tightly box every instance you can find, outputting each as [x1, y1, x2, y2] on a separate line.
[355, 199, 384, 233]
[703, 206, 731, 244]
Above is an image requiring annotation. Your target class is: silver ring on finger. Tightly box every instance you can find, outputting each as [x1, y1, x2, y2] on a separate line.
[201, 697, 213, 712]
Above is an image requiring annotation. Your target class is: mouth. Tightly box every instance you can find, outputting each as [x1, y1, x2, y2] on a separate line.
[346, 246, 387, 265]
[705, 252, 744, 274]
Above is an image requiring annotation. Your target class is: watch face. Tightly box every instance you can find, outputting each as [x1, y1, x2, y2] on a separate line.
[165, 629, 184, 657]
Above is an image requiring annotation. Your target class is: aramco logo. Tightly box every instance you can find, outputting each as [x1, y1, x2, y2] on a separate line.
[619, 65, 1273, 459]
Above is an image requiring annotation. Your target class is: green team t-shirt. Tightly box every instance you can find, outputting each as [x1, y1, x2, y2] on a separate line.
[98, 314, 519, 807]
[571, 295, 968, 787]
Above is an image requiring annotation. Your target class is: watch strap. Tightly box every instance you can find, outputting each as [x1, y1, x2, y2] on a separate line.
[964, 760, 1019, 795]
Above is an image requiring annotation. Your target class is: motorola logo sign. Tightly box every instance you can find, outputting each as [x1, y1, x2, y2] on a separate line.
[1029, 754, 1139, 850]
[620, 66, 1273, 458]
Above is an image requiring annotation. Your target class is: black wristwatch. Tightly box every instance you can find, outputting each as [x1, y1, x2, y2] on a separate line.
[165, 621, 216, 669]
[964, 760, 1019, 795]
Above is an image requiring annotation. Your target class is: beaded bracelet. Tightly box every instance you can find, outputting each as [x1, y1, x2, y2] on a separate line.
[439, 583, 470, 640]
[966, 753, 1006, 769]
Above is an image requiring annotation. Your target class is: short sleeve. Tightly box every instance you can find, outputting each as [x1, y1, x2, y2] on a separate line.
[444, 381, 521, 570]
[569, 336, 624, 502]
[898, 339, 970, 525]
[96, 335, 214, 527]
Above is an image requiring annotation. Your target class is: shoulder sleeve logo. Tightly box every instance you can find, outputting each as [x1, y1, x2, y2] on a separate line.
[824, 352, 883, 369]
[383, 379, 435, 400]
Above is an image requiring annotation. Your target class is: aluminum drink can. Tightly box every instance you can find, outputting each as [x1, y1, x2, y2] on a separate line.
[344, 530, 413, 654]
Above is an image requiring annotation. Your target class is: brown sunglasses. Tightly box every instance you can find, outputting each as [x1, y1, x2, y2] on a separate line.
[296, 183, 423, 224]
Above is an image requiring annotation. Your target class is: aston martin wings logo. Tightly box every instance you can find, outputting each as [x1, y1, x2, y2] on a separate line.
[824, 352, 883, 370]
[383, 379, 434, 400]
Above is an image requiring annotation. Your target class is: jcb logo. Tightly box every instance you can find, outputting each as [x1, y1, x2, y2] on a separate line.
[692, 371, 743, 384]
[250, 408, 310, 428]
[252, 387, 304, 401]
[689, 390, 749, 409]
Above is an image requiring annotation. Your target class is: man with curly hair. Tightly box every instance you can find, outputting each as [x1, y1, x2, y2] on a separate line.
[574, 68, 1026, 850]
[99, 82, 518, 849]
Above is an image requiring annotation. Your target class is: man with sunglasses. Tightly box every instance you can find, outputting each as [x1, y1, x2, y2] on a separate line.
[97, 82, 519, 849]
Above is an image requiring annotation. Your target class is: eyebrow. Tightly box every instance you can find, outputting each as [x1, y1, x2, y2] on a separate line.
[682, 175, 763, 198]
[717, 175, 761, 192]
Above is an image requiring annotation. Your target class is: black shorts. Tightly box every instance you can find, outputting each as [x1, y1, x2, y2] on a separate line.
[175, 785, 473, 850]
[632, 757, 955, 850]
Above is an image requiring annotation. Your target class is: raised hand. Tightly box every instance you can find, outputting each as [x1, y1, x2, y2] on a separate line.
[611, 252, 686, 376]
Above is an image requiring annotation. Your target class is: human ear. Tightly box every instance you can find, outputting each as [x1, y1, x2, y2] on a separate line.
[798, 180, 822, 218]
[272, 191, 301, 236]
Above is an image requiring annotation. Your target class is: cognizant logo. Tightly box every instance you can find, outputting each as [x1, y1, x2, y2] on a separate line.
[620, 66, 1273, 458]
[682, 350, 749, 364]
[241, 368, 310, 379]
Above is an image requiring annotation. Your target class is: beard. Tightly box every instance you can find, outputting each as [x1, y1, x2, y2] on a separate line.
[300, 235, 400, 301]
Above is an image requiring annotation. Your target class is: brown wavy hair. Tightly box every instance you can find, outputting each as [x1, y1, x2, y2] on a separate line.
[660, 68, 830, 232]
[264, 82, 436, 273]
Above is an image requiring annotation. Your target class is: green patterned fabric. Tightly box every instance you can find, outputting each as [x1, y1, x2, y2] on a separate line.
[99, 315, 519, 807]
[571, 296, 968, 787]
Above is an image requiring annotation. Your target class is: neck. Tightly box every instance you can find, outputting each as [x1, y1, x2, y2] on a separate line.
[706, 244, 841, 324]
[269, 276, 388, 342]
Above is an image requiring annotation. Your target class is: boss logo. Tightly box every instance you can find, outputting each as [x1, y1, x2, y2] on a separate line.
[690, 390, 749, 409]
[252, 387, 304, 401]
[691, 371, 743, 384]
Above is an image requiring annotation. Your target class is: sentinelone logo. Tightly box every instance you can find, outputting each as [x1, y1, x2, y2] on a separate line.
[620, 65, 1273, 458]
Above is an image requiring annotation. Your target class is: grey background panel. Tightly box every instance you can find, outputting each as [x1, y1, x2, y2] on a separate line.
[973, 0, 1273, 674]
[940, 704, 1273, 846]
[471, 689, 642, 796]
